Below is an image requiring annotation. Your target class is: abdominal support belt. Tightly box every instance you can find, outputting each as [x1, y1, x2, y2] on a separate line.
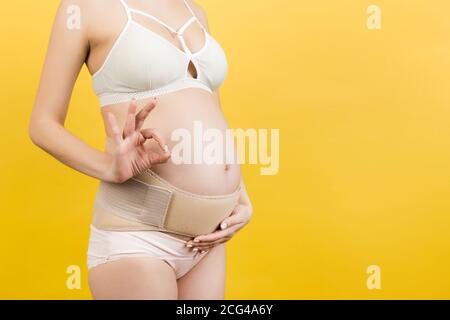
[92, 170, 241, 237]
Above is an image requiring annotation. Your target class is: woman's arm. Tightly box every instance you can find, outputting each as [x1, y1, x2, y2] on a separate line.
[29, 0, 115, 181]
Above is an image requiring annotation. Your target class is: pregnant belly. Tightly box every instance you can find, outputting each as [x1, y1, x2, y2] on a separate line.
[102, 88, 241, 196]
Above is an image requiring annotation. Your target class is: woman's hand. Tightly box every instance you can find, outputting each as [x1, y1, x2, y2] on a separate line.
[186, 203, 253, 253]
[105, 98, 171, 183]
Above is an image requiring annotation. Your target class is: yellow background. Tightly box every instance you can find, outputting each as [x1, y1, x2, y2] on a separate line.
[1, 0, 450, 299]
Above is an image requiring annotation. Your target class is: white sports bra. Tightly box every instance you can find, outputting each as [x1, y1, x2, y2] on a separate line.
[92, 0, 228, 107]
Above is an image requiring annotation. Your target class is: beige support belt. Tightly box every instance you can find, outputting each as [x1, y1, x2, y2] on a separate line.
[92, 170, 241, 237]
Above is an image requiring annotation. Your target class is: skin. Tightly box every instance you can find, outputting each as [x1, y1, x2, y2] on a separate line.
[29, 0, 252, 299]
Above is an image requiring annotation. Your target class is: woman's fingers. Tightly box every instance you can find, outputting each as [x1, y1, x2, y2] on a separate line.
[148, 150, 171, 165]
[185, 205, 250, 250]
[123, 99, 137, 139]
[192, 228, 233, 243]
[219, 205, 250, 230]
[191, 223, 245, 245]
[135, 99, 157, 131]
[140, 128, 171, 164]
[137, 132, 146, 145]
[107, 112, 122, 146]
[140, 128, 169, 153]
[190, 239, 228, 251]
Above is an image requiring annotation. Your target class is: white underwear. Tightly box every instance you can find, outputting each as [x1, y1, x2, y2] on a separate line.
[86, 225, 207, 279]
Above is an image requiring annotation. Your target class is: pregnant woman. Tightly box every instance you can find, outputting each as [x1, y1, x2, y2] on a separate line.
[29, 0, 252, 300]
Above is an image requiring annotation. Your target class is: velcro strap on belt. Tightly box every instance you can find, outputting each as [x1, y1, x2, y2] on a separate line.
[96, 178, 173, 228]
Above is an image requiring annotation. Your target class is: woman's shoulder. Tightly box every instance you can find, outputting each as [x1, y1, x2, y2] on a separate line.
[58, 0, 116, 10]
[57, 0, 128, 42]
[185, 0, 210, 30]
[57, 0, 125, 24]
[57, 0, 109, 13]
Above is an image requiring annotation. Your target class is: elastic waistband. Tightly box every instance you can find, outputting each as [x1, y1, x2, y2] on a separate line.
[98, 79, 213, 107]
[137, 169, 242, 199]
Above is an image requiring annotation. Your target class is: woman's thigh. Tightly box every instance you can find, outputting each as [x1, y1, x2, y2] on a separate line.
[88, 256, 178, 300]
[177, 243, 226, 300]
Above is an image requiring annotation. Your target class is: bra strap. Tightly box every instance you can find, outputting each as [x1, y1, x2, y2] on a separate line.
[119, 0, 205, 33]
[128, 8, 178, 34]
[177, 16, 197, 35]
[181, 0, 206, 30]
[182, 0, 196, 17]
[118, 0, 132, 21]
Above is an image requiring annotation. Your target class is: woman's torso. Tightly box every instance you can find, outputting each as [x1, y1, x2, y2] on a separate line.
[85, 0, 241, 196]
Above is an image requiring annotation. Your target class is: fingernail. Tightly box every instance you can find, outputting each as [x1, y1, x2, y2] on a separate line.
[221, 223, 227, 229]
[201, 250, 206, 254]
[164, 145, 169, 153]
[194, 239, 200, 243]
[193, 248, 198, 252]
[186, 243, 192, 248]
